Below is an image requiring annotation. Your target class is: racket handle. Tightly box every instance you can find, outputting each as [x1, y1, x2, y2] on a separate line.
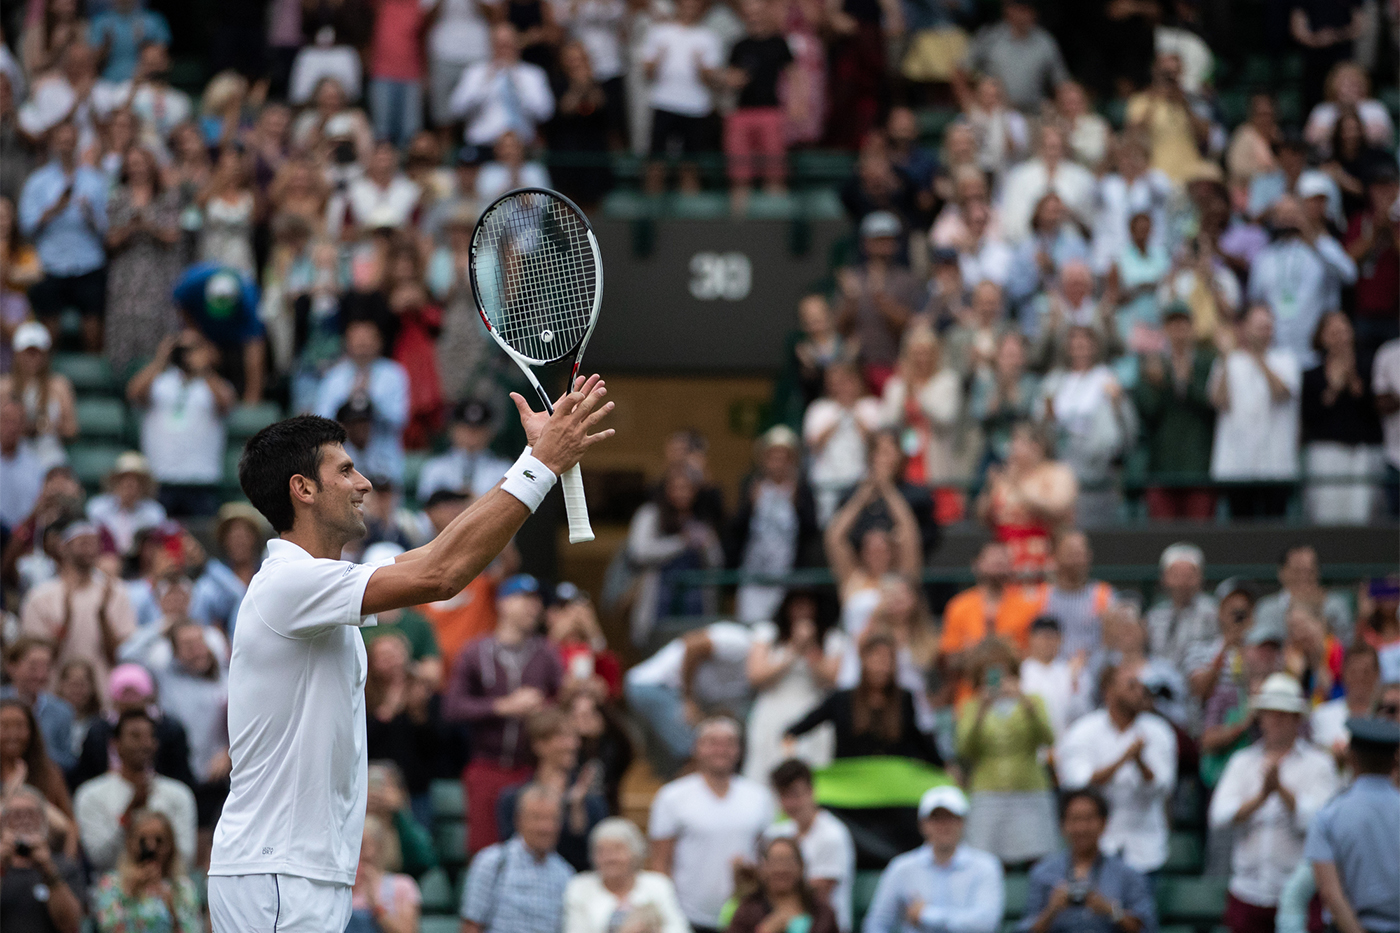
[562, 463, 594, 544]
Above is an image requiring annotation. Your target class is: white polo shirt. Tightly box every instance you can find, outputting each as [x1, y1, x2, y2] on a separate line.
[209, 539, 387, 886]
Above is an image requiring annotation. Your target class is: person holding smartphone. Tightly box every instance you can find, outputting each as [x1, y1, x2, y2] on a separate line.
[0, 785, 86, 933]
[90, 809, 201, 933]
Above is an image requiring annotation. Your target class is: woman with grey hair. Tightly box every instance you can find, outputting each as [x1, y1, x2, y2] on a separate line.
[563, 818, 691, 933]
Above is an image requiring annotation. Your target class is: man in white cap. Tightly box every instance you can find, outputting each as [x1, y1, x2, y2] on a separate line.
[19, 517, 137, 709]
[835, 211, 924, 392]
[861, 785, 1004, 933]
[1208, 673, 1338, 933]
[1145, 542, 1218, 673]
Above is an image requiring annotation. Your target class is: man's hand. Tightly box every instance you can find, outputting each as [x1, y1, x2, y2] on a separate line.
[128, 772, 152, 811]
[905, 898, 925, 926]
[511, 374, 614, 475]
[1084, 891, 1116, 917]
[495, 686, 546, 718]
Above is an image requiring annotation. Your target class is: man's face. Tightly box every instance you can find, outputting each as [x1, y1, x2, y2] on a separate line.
[116, 719, 159, 770]
[1162, 560, 1201, 602]
[491, 25, 520, 61]
[1061, 797, 1105, 855]
[50, 123, 78, 162]
[1004, 2, 1034, 30]
[920, 811, 964, 850]
[975, 545, 1012, 586]
[1341, 653, 1379, 700]
[139, 43, 169, 79]
[1053, 534, 1090, 581]
[887, 108, 917, 145]
[7, 648, 52, 696]
[1282, 548, 1318, 590]
[452, 422, 491, 453]
[1164, 315, 1193, 349]
[1108, 669, 1146, 714]
[345, 322, 383, 365]
[694, 724, 741, 775]
[1257, 709, 1300, 747]
[498, 593, 543, 636]
[310, 444, 371, 541]
[517, 795, 563, 855]
[1028, 627, 1061, 662]
[777, 779, 816, 822]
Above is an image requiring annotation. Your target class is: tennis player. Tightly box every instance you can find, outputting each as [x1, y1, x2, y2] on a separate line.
[207, 376, 613, 931]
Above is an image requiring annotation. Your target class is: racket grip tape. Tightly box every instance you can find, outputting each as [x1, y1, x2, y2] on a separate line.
[562, 463, 594, 544]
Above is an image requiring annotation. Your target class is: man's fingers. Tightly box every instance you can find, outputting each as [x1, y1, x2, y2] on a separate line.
[572, 384, 608, 419]
[582, 400, 614, 429]
[582, 428, 616, 446]
[509, 392, 535, 420]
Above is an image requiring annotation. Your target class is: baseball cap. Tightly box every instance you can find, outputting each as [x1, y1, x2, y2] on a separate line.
[109, 663, 155, 701]
[931, 246, 960, 266]
[424, 488, 469, 510]
[1297, 170, 1333, 201]
[1159, 542, 1204, 572]
[1252, 673, 1307, 714]
[13, 321, 52, 353]
[1346, 716, 1400, 748]
[457, 145, 486, 167]
[498, 573, 541, 600]
[1029, 615, 1062, 633]
[759, 424, 799, 451]
[109, 451, 153, 481]
[859, 211, 902, 240]
[336, 396, 374, 424]
[204, 271, 242, 319]
[452, 399, 493, 427]
[551, 581, 589, 606]
[917, 785, 969, 819]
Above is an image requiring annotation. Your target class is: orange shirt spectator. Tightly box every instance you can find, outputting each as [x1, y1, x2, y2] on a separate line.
[419, 573, 499, 670]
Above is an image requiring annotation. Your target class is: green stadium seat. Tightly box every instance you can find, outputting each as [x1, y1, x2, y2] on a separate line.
[803, 189, 847, 220]
[1240, 56, 1273, 89]
[418, 867, 456, 914]
[52, 354, 118, 396]
[421, 915, 461, 933]
[1275, 90, 1303, 127]
[915, 107, 959, 144]
[791, 150, 857, 187]
[1004, 872, 1029, 919]
[1217, 90, 1250, 130]
[431, 779, 465, 820]
[435, 821, 468, 868]
[226, 402, 283, 442]
[1165, 831, 1204, 874]
[225, 447, 244, 486]
[1156, 875, 1229, 926]
[670, 193, 729, 220]
[744, 192, 800, 220]
[76, 398, 128, 441]
[851, 870, 882, 930]
[601, 190, 657, 220]
[66, 443, 125, 487]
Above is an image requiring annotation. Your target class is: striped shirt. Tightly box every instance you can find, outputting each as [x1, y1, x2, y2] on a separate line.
[460, 836, 575, 933]
[1044, 582, 1114, 660]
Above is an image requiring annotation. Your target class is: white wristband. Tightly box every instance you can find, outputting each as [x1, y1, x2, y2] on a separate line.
[501, 447, 557, 513]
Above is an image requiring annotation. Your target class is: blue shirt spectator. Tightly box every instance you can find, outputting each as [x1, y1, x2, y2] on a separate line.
[863, 787, 1004, 933]
[1021, 852, 1157, 933]
[172, 263, 265, 348]
[460, 788, 575, 933]
[89, 1, 172, 82]
[18, 146, 109, 278]
[315, 320, 410, 486]
[1303, 768, 1400, 933]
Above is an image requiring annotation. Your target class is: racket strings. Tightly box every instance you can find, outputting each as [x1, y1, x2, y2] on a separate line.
[476, 194, 597, 364]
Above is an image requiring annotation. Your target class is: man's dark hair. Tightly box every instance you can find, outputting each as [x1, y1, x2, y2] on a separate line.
[1059, 787, 1110, 822]
[1351, 740, 1399, 775]
[114, 709, 157, 740]
[238, 415, 348, 532]
[1278, 544, 1314, 567]
[769, 758, 814, 793]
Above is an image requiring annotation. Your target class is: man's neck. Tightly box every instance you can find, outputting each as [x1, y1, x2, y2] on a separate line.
[61, 564, 94, 586]
[57, 157, 76, 174]
[701, 770, 731, 796]
[1173, 591, 1196, 609]
[119, 764, 148, 785]
[980, 581, 1004, 601]
[1070, 849, 1099, 871]
[281, 527, 349, 562]
[1057, 575, 1088, 592]
[1263, 738, 1294, 756]
[930, 843, 957, 866]
[495, 625, 525, 647]
[1108, 705, 1135, 730]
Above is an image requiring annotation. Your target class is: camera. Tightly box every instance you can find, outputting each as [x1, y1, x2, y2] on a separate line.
[333, 140, 357, 166]
[137, 837, 160, 863]
[170, 343, 190, 372]
[1066, 880, 1092, 905]
[14, 840, 32, 858]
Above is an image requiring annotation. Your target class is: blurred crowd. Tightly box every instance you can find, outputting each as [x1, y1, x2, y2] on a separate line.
[3, 0, 1400, 932]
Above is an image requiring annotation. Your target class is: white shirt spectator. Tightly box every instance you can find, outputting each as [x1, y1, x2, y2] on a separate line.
[563, 870, 691, 933]
[641, 21, 723, 117]
[1208, 348, 1301, 481]
[0, 439, 43, 530]
[92, 80, 193, 141]
[138, 369, 229, 485]
[1372, 339, 1400, 471]
[416, 447, 513, 501]
[647, 771, 775, 928]
[314, 357, 411, 486]
[1056, 709, 1177, 873]
[999, 159, 1097, 243]
[86, 493, 167, 557]
[1020, 656, 1088, 737]
[802, 396, 881, 509]
[289, 44, 363, 104]
[475, 161, 552, 203]
[626, 621, 752, 707]
[328, 175, 422, 236]
[762, 810, 856, 932]
[74, 771, 198, 871]
[1208, 739, 1339, 908]
[558, 0, 629, 81]
[450, 61, 555, 145]
[1090, 170, 1175, 273]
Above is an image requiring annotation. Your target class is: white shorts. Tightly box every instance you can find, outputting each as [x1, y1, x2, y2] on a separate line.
[209, 874, 353, 933]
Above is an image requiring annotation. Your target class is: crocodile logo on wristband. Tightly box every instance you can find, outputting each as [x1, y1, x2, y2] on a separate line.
[523, 470, 537, 481]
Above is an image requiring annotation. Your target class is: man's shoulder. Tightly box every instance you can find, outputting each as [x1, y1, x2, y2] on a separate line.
[152, 774, 197, 804]
[1027, 849, 1068, 882]
[1062, 708, 1106, 738]
[657, 772, 703, 799]
[74, 770, 123, 802]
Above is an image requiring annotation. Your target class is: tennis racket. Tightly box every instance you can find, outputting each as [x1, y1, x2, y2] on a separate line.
[470, 187, 603, 544]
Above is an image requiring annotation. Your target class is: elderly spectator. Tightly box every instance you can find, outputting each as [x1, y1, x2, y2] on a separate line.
[1301, 313, 1384, 525]
[462, 786, 575, 933]
[957, 638, 1057, 865]
[89, 808, 200, 933]
[976, 422, 1076, 576]
[18, 121, 109, 351]
[0, 785, 86, 933]
[944, 281, 1010, 380]
[1037, 327, 1135, 525]
[624, 623, 753, 772]
[1254, 545, 1355, 646]
[1022, 788, 1157, 933]
[1209, 674, 1339, 933]
[1144, 542, 1218, 673]
[2, 638, 77, 775]
[764, 759, 856, 932]
[998, 125, 1095, 244]
[1209, 305, 1302, 518]
[730, 836, 841, 933]
[85, 453, 166, 560]
[20, 520, 137, 707]
[961, 0, 1067, 113]
[451, 23, 554, 148]
[835, 212, 924, 392]
[444, 573, 562, 855]
[861, 786, 1003, 933]
[1056, 665, 1177, 875]
[1133, 305, 1218, 520]
[73, 711, 196, 874]
[803, 362, 883, 523]
[316, 319, 411, 486]
[744, 591, 843, 782]
[879, 325, 962, 500]
[1041, 531, 1114, 660]
[648, 716, 775, 933]
[1248, 197, 1357, 368]
[417, 398, 513, 501]
[635, 0, 722, 190]
[564, 818, 690, 933]
[625, 466, 725, 647]
[1, 321, 77, 472]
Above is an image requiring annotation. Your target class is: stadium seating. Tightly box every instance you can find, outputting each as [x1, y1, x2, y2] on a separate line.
[75, 397, 128, 442]
[51, 353, 118, 396]
[226, 402, 283, 442]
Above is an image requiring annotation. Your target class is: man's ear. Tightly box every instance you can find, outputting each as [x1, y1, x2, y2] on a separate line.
[289, 473, 318, 509]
